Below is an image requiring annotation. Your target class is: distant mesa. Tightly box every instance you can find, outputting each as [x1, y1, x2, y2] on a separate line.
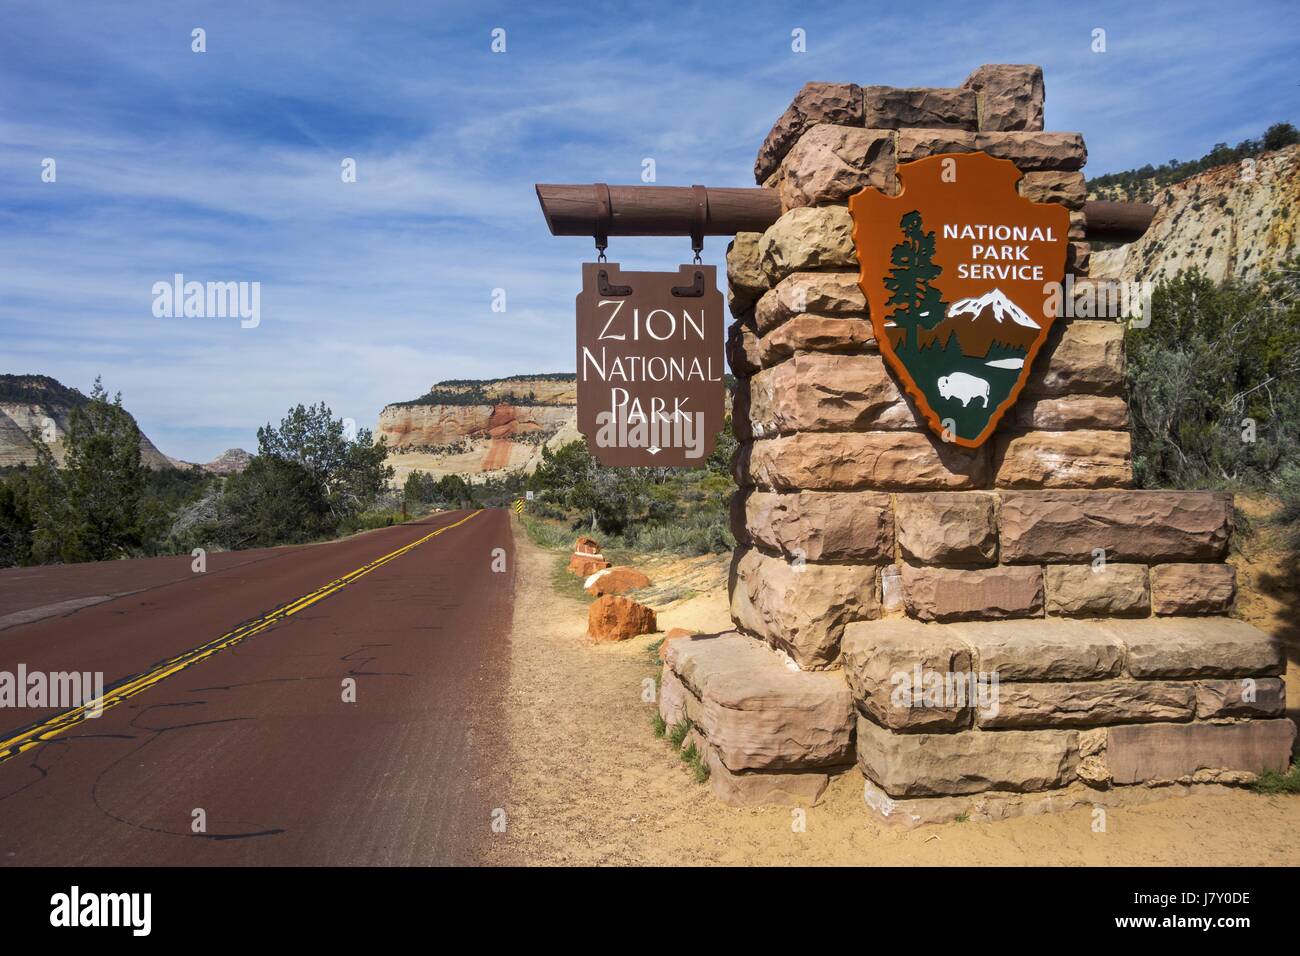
[0, 373, 173, 470]
[171, 447, 253, 475]
[377, 374, 581, 483]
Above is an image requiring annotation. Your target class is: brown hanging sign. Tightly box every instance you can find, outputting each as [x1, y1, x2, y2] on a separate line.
[849, 152, 1069, 448]
[575, 262, 725, 467]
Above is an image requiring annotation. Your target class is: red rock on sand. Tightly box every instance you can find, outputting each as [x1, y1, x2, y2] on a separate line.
[568, 536, 609, 576]
[584, 566, 651, 597]
[569, 554, 611, 577]
[658, 627, 695, 661]
[588, 595, 657, 642]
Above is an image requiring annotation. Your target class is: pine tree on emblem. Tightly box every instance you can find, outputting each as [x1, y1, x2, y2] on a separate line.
[884, 211, 948, 353]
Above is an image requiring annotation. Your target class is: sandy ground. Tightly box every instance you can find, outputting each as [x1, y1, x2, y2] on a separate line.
[485, 516, 1300, 866]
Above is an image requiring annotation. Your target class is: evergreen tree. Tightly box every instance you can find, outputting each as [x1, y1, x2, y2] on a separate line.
[883, 211, 948, 351]
[28, 378, 149, 563]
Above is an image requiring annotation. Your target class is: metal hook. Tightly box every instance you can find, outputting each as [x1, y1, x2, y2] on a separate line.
[690, 184, 707, 265]
[594, 182, 612, 263]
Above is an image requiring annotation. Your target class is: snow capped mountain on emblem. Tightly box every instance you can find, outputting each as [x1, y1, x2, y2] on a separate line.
[947, 288, 1040, 330]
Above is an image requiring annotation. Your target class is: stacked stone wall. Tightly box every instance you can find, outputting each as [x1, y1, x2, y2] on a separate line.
[661, 65, 1294, 818]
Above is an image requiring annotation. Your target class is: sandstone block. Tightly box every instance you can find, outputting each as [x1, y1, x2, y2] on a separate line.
[974, 131, 1087, 170]
[728, 489, 752, 545]
[841, 619, 974, 731]
[1011, 395, 1129, 430]
[1044, 563, 1150, 617]
[901, 564, 1043, 622]
[1118, 617, 1283, 678]
[740, 489, 893, 562]
[894, 492, 997, 564]
[1067, 241, 1091, 276]
[865, 778, 1245, 828]
[1105, 720, 1296, 785]
[754, 272, 866, 334]
[665, 631, 855, 769]
[998, 490, 1233, 563]
[1151, 563, 1237, 615]
[994, 430, 1133, 489]
[657, 627, 695, 662]
[729, 547, 878, 669]
[948, 618, 1125, 681]
[726, 318, 762, 377]
[730, 440, 754, 488]
[1025, 321, 1125, 396]
[759, 206, 857, 285]
[702, 742, 836, 807]
[759, 314, 876, 365]
[726, 233, 767, 316]
[856, 716, 1078, 797]
[569, 554, 610, 576]
[584, 565, 651, 597]
[748, 353, 911, 436]
[755, 82, 865, 183]
[588, 595, 655, 642]
[1194, 677, 1287, 719]
[1069, 209, 1087, 240]
[744, 431, 990, 491]
[978, 680, 1195, 729]
[1017, 170, 1085, 209]
[658, 665, 692, 727]
[861, 86, 977, 130]
[1068, 278, 1138, 321]
[963, 64, 1044, 132]
[779, 125, 895, 209]
[896, 128, 977, 163]
[731, 383, 753, 444]
[880, 564, 904, 613]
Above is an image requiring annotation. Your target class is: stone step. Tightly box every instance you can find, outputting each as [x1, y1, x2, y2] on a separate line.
[843, 616, 1282, 696]
[842, 616, 1293, 804]
[659, 631, 854, 782]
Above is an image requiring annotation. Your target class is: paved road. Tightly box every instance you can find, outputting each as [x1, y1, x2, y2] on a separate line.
[0, 509, 514, 865]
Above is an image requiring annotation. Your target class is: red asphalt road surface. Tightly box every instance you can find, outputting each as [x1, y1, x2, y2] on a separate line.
[0, 509, 514, 865]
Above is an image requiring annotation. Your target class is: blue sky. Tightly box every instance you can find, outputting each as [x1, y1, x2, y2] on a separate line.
[1, 0, 1296, 461]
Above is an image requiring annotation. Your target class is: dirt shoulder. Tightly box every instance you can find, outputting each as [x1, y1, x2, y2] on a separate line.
[486, 518, 1300, 866]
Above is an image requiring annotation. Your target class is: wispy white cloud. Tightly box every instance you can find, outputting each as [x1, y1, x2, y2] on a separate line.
[1, 0, 1294, 460]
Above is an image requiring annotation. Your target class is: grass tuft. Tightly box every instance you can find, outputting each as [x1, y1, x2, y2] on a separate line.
[652, 713, 666, 738]
[681, 741, 710, 783]
[1251, 762, 1300, 795]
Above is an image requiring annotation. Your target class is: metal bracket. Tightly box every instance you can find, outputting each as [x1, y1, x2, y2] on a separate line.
[671, 270, 705, 297]
[597, 269, 632, 296]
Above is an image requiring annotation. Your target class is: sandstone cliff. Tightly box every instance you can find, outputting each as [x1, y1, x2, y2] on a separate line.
[0, 374, 173, 470]
[378, 375, 580, 481]
[1090, 144, 1300, 284]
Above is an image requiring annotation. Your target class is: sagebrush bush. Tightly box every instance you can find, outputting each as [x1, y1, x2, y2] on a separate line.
[1127, 262, 1300, 489]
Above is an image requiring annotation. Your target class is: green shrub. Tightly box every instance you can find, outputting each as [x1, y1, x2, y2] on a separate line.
[1127, 263, 1300, 489]
[1250, 762, 1300, 795]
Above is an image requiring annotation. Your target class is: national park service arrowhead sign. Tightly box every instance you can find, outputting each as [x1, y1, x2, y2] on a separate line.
[849, 152, 1069, 447]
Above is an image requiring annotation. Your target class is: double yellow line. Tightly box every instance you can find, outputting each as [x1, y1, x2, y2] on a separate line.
[0, 510, 481, 765]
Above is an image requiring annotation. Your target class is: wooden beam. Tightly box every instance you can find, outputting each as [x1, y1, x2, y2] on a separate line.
[536, 184, 1156, 244]
[535, 184, 782, 237]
